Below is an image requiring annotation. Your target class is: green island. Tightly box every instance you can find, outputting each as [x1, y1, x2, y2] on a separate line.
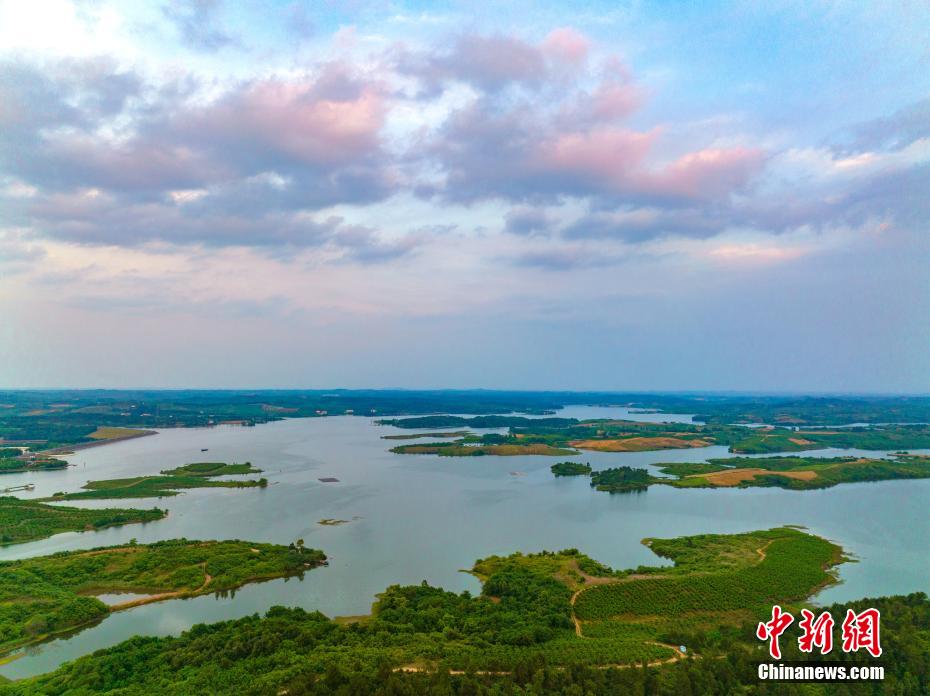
[0, 498, 165, 546]
[0, 539, 326, 656]
[158, 461, 262, 477]
[42, 462, 268, 501]
[589, 466, 652, 493]
[656, 453, 930, 490]
[381, 431, 472, 440]
[552, 454, 930, 493]
[7, 527, 928, 695]
[383, 415, 930, 457]
[550, 461, 592, 476]
[390, 433, 576, 457]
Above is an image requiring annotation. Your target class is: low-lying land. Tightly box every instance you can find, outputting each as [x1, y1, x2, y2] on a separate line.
[0, 448, 68, 476]
[391, 441, 576, 456]
[554, 454, 930, 493]
[0, 458, 67, 475]
[381, 431, 472, 440]
[158, 461, 261, 477]
[43, 462, 268, 501]
[384, 416, 930, 457]
[0, 539, 326, 656]
[657, 453, 930, 490]
[10, 528, 915, 695]
[0, 497, 165, 546]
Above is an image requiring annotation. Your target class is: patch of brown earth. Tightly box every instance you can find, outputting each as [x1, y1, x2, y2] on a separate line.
[570, 437, 709, 452]
[696, 468, 818, 487]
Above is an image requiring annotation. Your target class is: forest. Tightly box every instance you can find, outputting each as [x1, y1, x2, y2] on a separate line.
[4, 527, 917, 695]
[0, 497, 165, 546]
[5, 390, 930, 452]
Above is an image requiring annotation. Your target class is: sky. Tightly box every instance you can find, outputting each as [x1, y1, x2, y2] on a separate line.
[0, 0, 928, 392]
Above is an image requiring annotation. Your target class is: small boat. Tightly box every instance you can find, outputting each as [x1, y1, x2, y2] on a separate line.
[201, 448, 209, 452]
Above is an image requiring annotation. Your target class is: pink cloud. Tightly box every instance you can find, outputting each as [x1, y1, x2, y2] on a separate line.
[181, 74, 386, 166]
[536, 127, 657, 186]
[649, 147, 766, 198]
[542, 27, 590, 65]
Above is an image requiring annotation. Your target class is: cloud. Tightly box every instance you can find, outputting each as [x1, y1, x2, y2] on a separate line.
[397, 31, 589, 94]
[842, 98, 930, 154]
[503, 207, 556, 236]
[161, 0, 239, 52]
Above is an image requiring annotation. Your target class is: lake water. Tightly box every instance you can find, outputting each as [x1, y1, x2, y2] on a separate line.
[2, 405, 929, 679]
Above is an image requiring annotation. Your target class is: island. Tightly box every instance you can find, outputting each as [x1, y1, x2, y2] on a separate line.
[42, 462, 268, 501]
[549, 454, 930, 493]
[550, 461, 592, 476]
[0, 539, 326, 656]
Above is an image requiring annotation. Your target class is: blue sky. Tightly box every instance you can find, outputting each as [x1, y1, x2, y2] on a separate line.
[0, 0, 928, 391]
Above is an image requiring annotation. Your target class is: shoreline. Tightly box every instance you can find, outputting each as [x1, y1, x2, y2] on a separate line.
[40, 429, 157, 455]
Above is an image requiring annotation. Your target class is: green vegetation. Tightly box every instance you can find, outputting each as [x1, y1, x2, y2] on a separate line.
[550, 461, 592, 477]
[382, 431, 472, 440]
[589, 466, 651, 493]
[0, 448, 68, 475]
[655, 462, 728, 477]
[0, 457, 67, 474]
[0, 391, 574, 450]
[159, 461, 261, 477]
[0, 539, 325, 655]
[574, 528, 840, 621]
[0, 497, 165, 546]
[6, 528, 900, 696]
[390, 441, 576, 456]
[44, 462, 268, 501]
[726, 424, 930, 454]
[385, 414, 930, 457]
[657, 453, 930, 490]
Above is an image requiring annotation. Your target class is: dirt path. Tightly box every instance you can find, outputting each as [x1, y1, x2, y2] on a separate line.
[110, 563, 212, 611]
[394, 642, 691, 676]
[756, 540, 774, 562]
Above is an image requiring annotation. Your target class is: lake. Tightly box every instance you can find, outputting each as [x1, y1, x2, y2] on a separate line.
[2, 405, 928, 679]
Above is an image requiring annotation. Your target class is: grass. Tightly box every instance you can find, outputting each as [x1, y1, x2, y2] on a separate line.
[0, 539, 326, 655]
[569, 436, 710, 452]
[0, 497, 165, 546]
[86, 427, 150, 441]
[159, 462, 261, 477]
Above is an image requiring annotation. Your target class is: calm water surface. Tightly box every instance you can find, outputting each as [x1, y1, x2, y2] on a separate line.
[2, 406, 928, 679]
